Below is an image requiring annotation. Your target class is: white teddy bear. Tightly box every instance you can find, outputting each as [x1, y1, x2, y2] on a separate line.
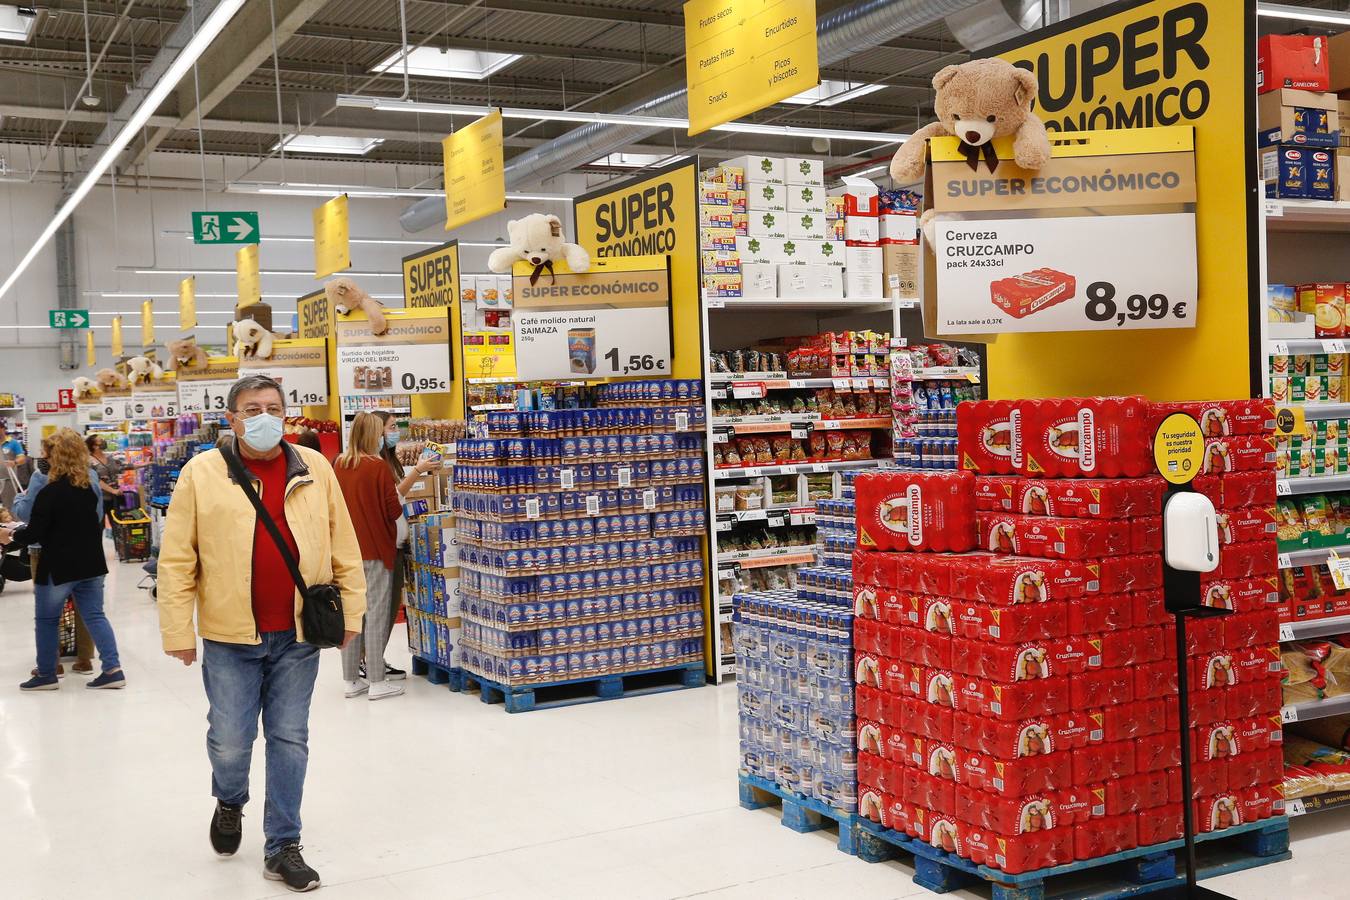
[488, 213, 590, 279]
[233, 318, 276, 360]
[72, 376, 100, 401]
[127, 355, 163, 385]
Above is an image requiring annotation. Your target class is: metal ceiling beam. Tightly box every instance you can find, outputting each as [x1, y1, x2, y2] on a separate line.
[127, 0, 328, 166]
[401, 0, 683, 27]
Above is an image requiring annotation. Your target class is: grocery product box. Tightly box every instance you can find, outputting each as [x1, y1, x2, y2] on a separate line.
[1298, 282, 1347, 337]
[810, 265, 844, 299]
[845, 245, 884, 298]
[745, 179, 787, 211]
[702, 272, 742, 298]
[700, 204, 735, 230]
[787, 183, 827, 214]
[881, 211, 919, 243]
[1268, 283, 1296, 323]
[778, 264, 812, 298]
[847, 215, 881, 244]
[1258, 34, 1330, 94]
[724, 155, 785, 184]
[701, 226, 737, 252]
[747, 209, 787, 239]
[786, 157, 824, 185]
[883, 243, 920, 300]
[1341, 148, 1350, 201]
[855, 470, 977, 552]
[499, 275, 513, 309]
[1257, 89, 1340, 148]
[735, 235, 787, 264]
[788, 210, 827, 241]
[741, 263, 777, 299]
[841, 174, 879, 217]
[1262, 145, 1334, 200]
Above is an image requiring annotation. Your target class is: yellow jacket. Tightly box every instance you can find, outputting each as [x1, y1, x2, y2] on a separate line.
[158, 438, 367, 651]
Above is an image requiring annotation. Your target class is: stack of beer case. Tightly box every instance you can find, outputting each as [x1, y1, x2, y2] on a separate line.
[451, 395, 708, 688]
[851, 396, 1284, 876]
[405, 511, 461, 671]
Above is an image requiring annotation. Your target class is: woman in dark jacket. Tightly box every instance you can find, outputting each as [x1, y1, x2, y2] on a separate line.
[1, 428, 125, 691]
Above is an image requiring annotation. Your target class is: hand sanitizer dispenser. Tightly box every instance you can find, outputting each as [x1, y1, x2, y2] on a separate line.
[1163, 492, 1219, 574]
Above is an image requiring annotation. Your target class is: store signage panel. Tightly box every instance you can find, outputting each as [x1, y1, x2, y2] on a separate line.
[48, 309, 89, 329]
[335, 308, 452, 396]
[141, 299, 155, 347]
[296, 289, 331, 339]
[192, 211, 259, 245]
[240, 338, 330, 407]
[403, 241, 460, 308]
[928, 127, 1197, 335]
[684, 0, 818, 135]
[124, 387, 179, 420]
[176, 360, 240, 414]
[462, 331, 517, 380]
[180, 276, 196, 331]
[443, 110, 505, 232]
[313, 194, 350, 278]
[236, 244, 261, 308]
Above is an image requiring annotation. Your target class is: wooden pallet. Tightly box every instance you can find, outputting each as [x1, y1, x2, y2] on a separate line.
[460, 661, 705, 713]
[410, 656, 466, 692]
[855, 817, 1290, 900]
[738, 773, 859, 855]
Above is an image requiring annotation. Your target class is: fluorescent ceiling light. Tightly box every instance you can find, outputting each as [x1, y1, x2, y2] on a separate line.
[0, 5, 38, 43]
[129, 268, 402, 277]
[593, 152, 689, 168]
[166, 231, 507, 248]
[90, 309, 299, 317]
[226, 182, 567, 202]
[1257, 2, 1350, 26]
[372, 46, 521, 80]
[273, 134, 384, 156]
[0, 0, 248, 303]
[91, 292, 401, 301]
[782, 80, 887, 107]
[712, 122, 906, 144]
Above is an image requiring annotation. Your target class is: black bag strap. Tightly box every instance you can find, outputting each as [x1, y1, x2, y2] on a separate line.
[220, 440, 309, 597]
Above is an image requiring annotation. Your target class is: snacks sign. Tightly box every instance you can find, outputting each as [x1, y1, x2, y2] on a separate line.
[928, 126, 1198, 335]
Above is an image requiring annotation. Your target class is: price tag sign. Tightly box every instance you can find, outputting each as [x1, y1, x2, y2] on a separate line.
[852, 377, 869, 392]
[833, 377, 851, 392]
[791, 423, 813, 440]
[336, 308, 452, 396]
[642, 489, 657, 511]
[1330, 340, 1348, 354]
[732, 383, 766, 400]
[1278, 553, 1292, 569]
[741, 466, 762, 478]
[766, 512, 788, 528]
[787, 379, 807, 389]
[240, 339, 330, 407]
[559, 468, 575, 490]
[1278, 623, 1295, 642]
[716, 515, 734, 533]
[707, 297, 726, 309]
[675, 412, 690, 432]
[1281, 705, 1299, 724]
[789, 507, 817, 527]
[1264, 200, 1284, 218]
[712, 427, 732, 445]
[1276, 479, 1292, 496]
[812, 463, 831, 473]
[525, 498, 541, 520]
[617, 466, 633, 488]
[1286, 798, 1306, 817]
[710, 388, 727, 400]
[1272, 341, 1289, 356]
[585, 495, 601, 516]
[177, 377, 235, 413]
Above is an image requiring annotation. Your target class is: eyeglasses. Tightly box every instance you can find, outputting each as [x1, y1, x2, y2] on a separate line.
[236, 405, 285, 418]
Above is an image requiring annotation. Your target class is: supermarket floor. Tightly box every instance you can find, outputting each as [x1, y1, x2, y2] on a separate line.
[0, 554, 1341, 900]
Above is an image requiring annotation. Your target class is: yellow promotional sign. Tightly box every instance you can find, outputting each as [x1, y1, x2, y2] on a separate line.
[141, 299, 154, 347]
[1274, 405, 1306, 438]
[461, 332, 517, 380]
[1153, 412, 1204, 485]
[442, 110, 505, 232]
[236, 244, 260, 308]
[296, 289, 330, 339]
[684, 0, 818, 135]
[110, 315, 123, 357]
[179, 276, 196, 331]
[988, 0, 1253, 399]
[313, 194, 350, 278]
[85, 330, 96, 367]
[403, 240, 460, 308]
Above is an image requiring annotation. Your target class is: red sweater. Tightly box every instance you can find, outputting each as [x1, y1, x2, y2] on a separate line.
[334, 456, 401, 570]
[242, 452, 300, 633]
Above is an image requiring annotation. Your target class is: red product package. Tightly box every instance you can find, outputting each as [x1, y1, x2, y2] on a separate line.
[1192, 650, 1242, 690]
[1019, 396, 1153, 478]
[1134, 659, 1180, 700]
[1046, 477, 1167, 519]
[954, 600, 1069, 644]
[1231, 717, 1275, 756]
[952, 637, 1088, 680]
[905, 769, 957, 813]
[913, 812, 964, 854]
[1074, 814, 1138, 860]
[966, 824, 1075, 875]
[991, 268, 1077, 320]
[903, 696, 956, 741]
[858, 785, 886, 824]
[1237, 783, 1278, 823]
[857, 718, 885, 757]
[975, 476, 1020, 511]
[856, 470, 977, 552]
[1194, 721, 1242, 761]
[1201, 436, 1277, 474]
[885, 793, 911, 833]
[1220, 472, 1276, 509]
[1195, 793, 1244, 832]
[1216, 506, 1277, 545]
[1151, 399, 1277, 437]
[1071, 668, 1134, 709]
[1133, 589, 1170, 626]
[912, 593, 959, 636]
[910, 738, 963, 784]
[1138, 804, 1184, 844]
[853, 583, 881, 620]
[1091, 698, 1168, 742]
[1201, 576, 1279, 613]
[978, 513, 1130, 560]
[1224, 608, 1280, 649]
[1102, 770, 1169, 816]
[950, 554, 1092, 605]
[952, 711, 1075, 759]
[1069, 591, 1134, 633]
[1089, 554, 1164, 593]
[1073, 741, 1137, 783]
[1137, 734, 1182, 773]
[1130, 516, 1163, 554]
[958, 401, 1020, 475]
[1219, 540, 1278, 580]
[985, 676, 1072, 720]
[962, 750, 1074, 796]
[1192, 474, 1224, 508]
[1088, 627, 1164, 669]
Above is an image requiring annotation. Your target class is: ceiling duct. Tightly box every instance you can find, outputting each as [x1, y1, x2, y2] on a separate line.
[944, 0, 1112, 52]
[400, 0, 987, 233]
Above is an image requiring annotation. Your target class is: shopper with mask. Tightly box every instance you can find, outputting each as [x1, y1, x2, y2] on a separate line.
[157, 374, 366, 893]
[333, 412, 403, 700]
[86, 433, 123, 526]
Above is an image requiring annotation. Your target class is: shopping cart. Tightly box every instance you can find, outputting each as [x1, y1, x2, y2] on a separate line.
[110, 507, 153, 562]
[0, 543, 31, 594]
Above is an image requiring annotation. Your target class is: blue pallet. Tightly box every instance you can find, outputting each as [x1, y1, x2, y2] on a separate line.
[738, 773, 859, 855]
[461, 661, 704, 713]
[410, 656, 466, 692]
[856, 817, 1290, 900]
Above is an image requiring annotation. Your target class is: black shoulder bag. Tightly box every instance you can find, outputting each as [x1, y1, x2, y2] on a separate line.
[221, 441, 346, 648]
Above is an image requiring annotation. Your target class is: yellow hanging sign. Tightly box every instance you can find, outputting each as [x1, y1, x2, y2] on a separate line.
[86, 330, 96, 367]
[403, 240, 460, 308]
[236, 244, 261, 308]
[141, 300, 154, 347]
[313, 194, 350, 278]
[443, 110, 505, 232]
[683, 0, 818, 136]
[179, 276, 196, 331]
[296, 289, 331, 340]
[111, 315, 123, 357]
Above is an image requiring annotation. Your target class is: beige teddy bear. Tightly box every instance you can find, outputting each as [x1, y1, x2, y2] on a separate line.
[95, 367, 130, 392]
[165, 336, 209, 371]
[72, 376, 100, 401]
[326, 276, 388, 337]
[233, 318, 276, 360]
[488, 213, 590, 281]
[127, 355, 163, 384]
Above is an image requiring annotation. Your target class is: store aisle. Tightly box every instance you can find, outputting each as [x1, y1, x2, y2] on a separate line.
[0, 552, 1335, 900]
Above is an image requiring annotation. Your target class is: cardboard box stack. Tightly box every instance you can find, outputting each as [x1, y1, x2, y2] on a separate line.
[840, 175, 883, 299]
[451, 396, 708, 687]
[1258, 35, 1350, 201]
[880, 189, 922, 301]
[851, 397, 1283, 875]
[406, 512, 462, 671]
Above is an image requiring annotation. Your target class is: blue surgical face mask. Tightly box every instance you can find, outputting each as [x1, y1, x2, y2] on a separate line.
[241, 412, 284, 453]
[384, 433, 400, 450]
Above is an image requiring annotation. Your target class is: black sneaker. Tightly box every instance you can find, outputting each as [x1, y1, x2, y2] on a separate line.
[357, 662, 406, 681]
[264, 843, 320, 892]
[210, 801, 243, 857]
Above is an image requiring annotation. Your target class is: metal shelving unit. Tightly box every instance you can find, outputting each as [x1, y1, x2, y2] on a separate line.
[1280, 615, 1350, 642]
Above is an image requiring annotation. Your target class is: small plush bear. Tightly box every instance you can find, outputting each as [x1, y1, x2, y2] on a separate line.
[72, 376, 100, 401]
[233, 318, 275, 360]
[165, 336, 209, 371]
[488, 213, 590, 282]
[95, 367, 130, 392]
[327, 276, 388, 336]
[127, 355, 163, 385]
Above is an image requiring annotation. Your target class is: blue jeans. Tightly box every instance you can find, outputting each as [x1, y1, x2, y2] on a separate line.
[34, 575, 120, 676]
[202, 631, 320, 857]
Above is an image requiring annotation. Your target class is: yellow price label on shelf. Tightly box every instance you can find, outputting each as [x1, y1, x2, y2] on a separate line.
[1274, 405, 1305, 438]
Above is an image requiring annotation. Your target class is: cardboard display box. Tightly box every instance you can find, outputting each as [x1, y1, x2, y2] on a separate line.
[1258, 34, 1330, 94]
[1257, 89, 1340, 148]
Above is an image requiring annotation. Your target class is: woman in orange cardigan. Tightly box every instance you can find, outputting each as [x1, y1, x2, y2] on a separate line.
[333, 412, 404, 701]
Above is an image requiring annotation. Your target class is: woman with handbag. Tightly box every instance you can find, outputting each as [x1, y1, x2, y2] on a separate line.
[333, 412, 404, 700]
[86, 433, 123, 528]
[1, 428, 124, 691]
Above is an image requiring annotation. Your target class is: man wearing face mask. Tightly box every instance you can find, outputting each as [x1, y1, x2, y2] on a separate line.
[157, 375, 366, 893]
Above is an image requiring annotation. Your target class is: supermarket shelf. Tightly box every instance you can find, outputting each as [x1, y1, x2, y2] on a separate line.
[1294, 402, 1350, 420]
[1278, 543, 1350, 569]
[1280, 615, 1350, 641]
[1278, 475, 1350, 496]
[915, 366, 981, 381]
[714, 504, 814, 524]
[710, 415, 891, 433]
[1281, 693, 1350, 724]
[1265, 198, 1350, 233]
[717, 547, 816, 568]
[707, 297, 894, 312]
[0, 406, 25, 412]
[1286, 789, 1350, 817]
[713, 457, 890, 480]
[1268, 338, 1347, 355]
[470, 403, 515, 411]
[709, 375, 889, 393]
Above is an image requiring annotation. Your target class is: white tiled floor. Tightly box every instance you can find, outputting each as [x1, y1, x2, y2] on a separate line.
[0, 551, 1342, 899]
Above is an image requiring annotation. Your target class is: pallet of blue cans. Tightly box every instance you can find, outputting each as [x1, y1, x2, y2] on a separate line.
[455, 659, 704, 713]
[738, 772, 861, 855]
[853, 817, 1289, 900]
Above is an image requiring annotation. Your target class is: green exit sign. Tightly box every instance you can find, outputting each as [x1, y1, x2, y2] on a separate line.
[49, 309, 89, 329]
[192, 211, 259, 244]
